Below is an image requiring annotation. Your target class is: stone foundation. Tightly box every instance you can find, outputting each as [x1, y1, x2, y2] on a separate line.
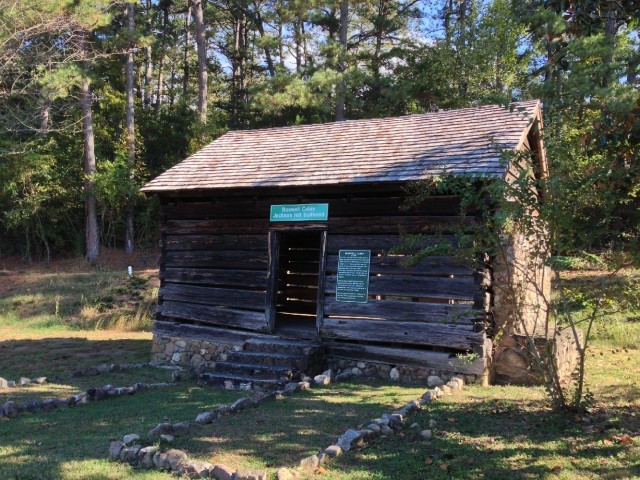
[327, 358, 479, 385]
[151, 334, 240, 368]
[493, 328, 582, 385]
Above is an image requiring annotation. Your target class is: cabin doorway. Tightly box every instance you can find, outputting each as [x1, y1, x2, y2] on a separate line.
[268, 230, 326, 338]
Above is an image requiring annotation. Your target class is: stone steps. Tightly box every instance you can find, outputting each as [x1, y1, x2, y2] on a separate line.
[213, 362, 294, 380]
[202, 337, 327, 389]
[226, 351, 308, 370]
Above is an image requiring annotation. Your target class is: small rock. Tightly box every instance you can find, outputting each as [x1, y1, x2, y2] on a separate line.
[153, 451, 171, 470]
[3, 401, 18, 418]
[24, 400, 42, 412]
[196, 411, 218, 425]
[148, 422, 174, 439]
[7, 380, 15, 388]
[427, 375, 444, 387]
[97, 363, 111, 374]
[284, 382, 300, 395]
[165, 449, 188, 471]
[404, 400, 421, 413]
[276, 467, 295, 480]
[172, 421, 191, 437]
[351, 367, 363, 376]
[171, 353, 182, 363]
[32, 377, 47, 384]
[441, 385, 452, 395]
[120, 444, 142, 464]
[239, 382, 252, 391]
[366, 423, 381, 433]
[380, 425, 394, 436]
[300, 454, 320, 470]
[109, 440, 124, 460]
[357, 362, 366, 369]
[183, 459, 213, 478]
[313, 375, 330, 386]
[335, 371, 353, 382]
[409, 423, 421, 430]
[447, 377, 464, 390]
[122, 434, 140, 445]
[420, 391, 434, 404]
[324, 445, 343, 457]
[428, 419, 438, 428]
[0, 377, 8, 388]
[322, 369, 334, 381]
[231, 397, 253, 411]
[159, 434, 174, 443]
[42, 399, 57, 411]
[171, 370, 182, 382]
[210, 464, 235, 480]
[223, 380, 235, 390]
[19, 377, 31, 386]
[420, 429, 433, 440]
[137, 446, 158, 468]
[298, 381, 311, 391]
[235, 468, 267, 480]
[337, 429, 363, 452]
[390, 367, 400, 381]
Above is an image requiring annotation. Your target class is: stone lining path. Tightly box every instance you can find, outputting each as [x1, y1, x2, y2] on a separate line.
[107, 369, 466, 479]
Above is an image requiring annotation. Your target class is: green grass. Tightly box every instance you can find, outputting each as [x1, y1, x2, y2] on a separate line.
[1, 259, 639, 479]
[0, 267, 157, 334]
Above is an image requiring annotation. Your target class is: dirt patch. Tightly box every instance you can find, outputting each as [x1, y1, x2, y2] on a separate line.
[0, 248, 160, 297]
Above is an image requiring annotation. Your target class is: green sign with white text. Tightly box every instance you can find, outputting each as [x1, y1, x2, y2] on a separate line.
[269, 203, 329, 222]
[336, 250, 371, 303]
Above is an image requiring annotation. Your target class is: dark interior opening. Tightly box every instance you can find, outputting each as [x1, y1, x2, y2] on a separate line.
[275, 231, 322, 335]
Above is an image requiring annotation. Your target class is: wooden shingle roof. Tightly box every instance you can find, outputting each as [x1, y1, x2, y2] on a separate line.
[141, 100, 542, 193]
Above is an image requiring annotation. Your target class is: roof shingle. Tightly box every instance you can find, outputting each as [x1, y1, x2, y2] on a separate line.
[141, 100, 541, 193]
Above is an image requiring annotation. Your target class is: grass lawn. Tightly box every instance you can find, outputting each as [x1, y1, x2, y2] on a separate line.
[1, 252, 639, 479]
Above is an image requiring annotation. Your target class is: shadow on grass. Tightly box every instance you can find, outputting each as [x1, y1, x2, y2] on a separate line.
[328, 395, 640, 480]
[0, 337, 153, 380]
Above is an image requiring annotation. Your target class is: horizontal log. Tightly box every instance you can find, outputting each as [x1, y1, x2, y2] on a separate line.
[320, 318, 484, 350]
[328, 215, 476, 235]
[161, 268, 267, 288]
[164, 234, 268, 251]
[164, 251, 268, 269]
[326, 254, 474, 276]
[324, 298, 480, 324]
[165, 219, 268, 235]
[153, 320, 271, 345]
[159, 301, 268, 331]
[326, 344, 486, 375]
[325, 275, 478, 300]
[161, 284, 265, 310]
[326, 235, 466, 254]
[161, 195, 466, 220]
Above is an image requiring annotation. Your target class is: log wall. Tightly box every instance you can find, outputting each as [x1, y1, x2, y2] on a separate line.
[156, 186, 491, 356]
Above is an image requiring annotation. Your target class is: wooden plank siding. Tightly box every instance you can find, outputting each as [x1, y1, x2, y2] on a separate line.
[156, 187, 491, 353]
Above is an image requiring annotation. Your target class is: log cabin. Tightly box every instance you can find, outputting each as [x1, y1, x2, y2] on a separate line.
[141, 100, 577, 387]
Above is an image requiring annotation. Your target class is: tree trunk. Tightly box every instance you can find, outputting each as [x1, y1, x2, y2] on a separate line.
[335, 0, 348, 122]
[193, 0, 208, 123]
[79, 31, 99, 262]
[143, 0, 153, 109]
[125, 2, 135, 256]
[184, 2, 191, 95]
[155, 6, 169, 112]
[250, 2, 275, 77]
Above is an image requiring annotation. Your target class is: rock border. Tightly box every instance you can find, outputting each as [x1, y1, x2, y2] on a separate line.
[106, 370, 465, 479]
[0, 381, 176, 421]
